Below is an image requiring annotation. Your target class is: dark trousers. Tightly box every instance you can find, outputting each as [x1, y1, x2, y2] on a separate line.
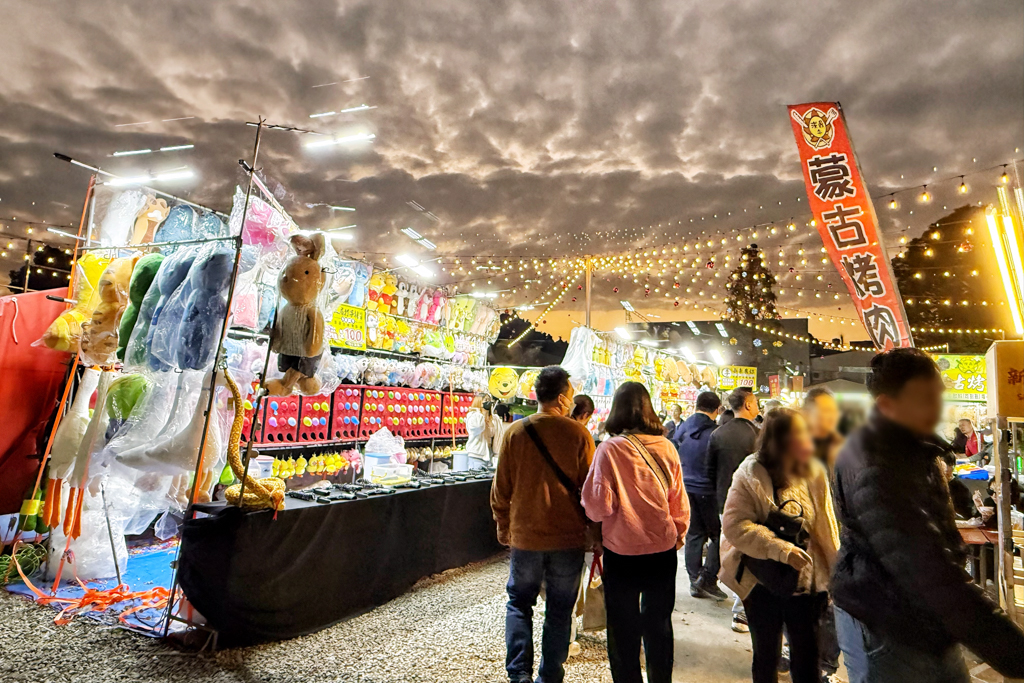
[744, 584, 827, 683]
[683, 491, 721, 586]
[603, 547, 676, 683]
[834, 606, 970, 683]
[505, 548, 585, 683]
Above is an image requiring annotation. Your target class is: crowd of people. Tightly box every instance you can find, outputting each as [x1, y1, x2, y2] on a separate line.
[489, 349, 1024, 683]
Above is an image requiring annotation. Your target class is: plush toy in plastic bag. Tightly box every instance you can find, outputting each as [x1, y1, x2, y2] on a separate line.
[265, 233, 327, 396]
[229, 186, 289, 246]
[130, 198, 170, 244]
[150, 245, 217, 370]
[177, 246, 234, 370]
[98, 190, 149, 247]
[153, 204, 197, 253]
[40, 252, 112, 353]
[131, 247, 199, 370]
[79, 255, 140, 366]
[115, 253, 164, 362]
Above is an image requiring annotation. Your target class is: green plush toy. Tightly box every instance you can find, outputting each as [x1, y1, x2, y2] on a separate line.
[116, 253, 164, 361]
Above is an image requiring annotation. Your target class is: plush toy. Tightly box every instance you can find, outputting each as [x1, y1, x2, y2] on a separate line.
[196, 212, 227, 239]
[394, 318, 413, 354]
[41, 368, 101, 529]
[265, 233, 326, 396]
[379, 313, 398, 351]
[365, 272, 385, 312]
[99, 190, 148, 246]
[394, 282, 410, 316]
[518, 370, 539, 400]
[177, 247, 234, 370]
[381, 274, 398, 314]
[115, 253, 164, 362]
[153, 205, 196, 247]
[131, 198, 170, 244]
[489, 367, 519, 400]
[365, 310, 381, 349]
[41, 252, 112, 353]
[469, 304, 493, 336]
[428, 289, 446, 326]
[405, 285, 420, 317]
[413, 287, 432, 322]
[79, 256, 139, 366]
[332, 260, 357, 303]
[347, 263, 372, 308]
[124, 249, 194, 369]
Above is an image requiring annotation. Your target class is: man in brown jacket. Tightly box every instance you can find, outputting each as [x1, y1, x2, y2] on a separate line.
[491, 365, 595, 683]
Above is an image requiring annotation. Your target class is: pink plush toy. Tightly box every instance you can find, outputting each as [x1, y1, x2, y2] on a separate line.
[413, 287, 432, 322]
[428, 289, 446, 325]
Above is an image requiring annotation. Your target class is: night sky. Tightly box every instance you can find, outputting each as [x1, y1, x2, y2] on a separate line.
[1, 0, 1021, 341]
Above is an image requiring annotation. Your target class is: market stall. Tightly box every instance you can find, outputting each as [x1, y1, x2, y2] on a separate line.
[7, 141, 504, 643]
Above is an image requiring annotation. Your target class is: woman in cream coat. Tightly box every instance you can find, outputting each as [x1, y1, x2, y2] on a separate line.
[719, 408, 839, 683]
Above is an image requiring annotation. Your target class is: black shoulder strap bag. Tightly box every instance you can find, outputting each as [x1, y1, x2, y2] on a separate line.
[737, 486, 810, 597]
[523, 418, 589, 524]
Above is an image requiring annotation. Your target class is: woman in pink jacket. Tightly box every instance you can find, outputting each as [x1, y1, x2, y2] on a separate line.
[581, 381, 690, 683]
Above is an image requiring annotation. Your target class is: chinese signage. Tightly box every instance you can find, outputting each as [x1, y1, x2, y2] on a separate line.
[986, 341, 1024, 417]
[718, 365, 757, 391]
[768, 375, 781, 398]
[327, 303, 367, 351]
[788, 102, 912, 350]
[935, 354, 986, 402]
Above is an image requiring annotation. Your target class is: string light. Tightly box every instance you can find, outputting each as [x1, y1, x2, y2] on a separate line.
[958, 177, 968, 194]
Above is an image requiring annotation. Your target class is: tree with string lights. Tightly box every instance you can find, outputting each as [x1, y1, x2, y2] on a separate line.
[724, 244, 780, 323]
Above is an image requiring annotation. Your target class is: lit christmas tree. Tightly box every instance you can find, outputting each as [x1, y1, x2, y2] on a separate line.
[725, 243, 780, 322]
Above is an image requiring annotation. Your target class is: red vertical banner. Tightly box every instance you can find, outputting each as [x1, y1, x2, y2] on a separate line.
[768, 375, 780, 398]
[788, 102, 913, 350]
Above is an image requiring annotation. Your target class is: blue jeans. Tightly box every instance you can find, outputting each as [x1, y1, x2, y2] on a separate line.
[505, 548, 585, 683]
[835, 606, 970, 683]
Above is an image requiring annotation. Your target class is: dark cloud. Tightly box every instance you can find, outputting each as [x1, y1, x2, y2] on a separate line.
[0, 0, 1021, 340]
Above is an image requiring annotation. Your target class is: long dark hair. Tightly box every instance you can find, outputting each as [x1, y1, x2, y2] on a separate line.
[755, 407, 806, 488]
[604, 382, 664, 436]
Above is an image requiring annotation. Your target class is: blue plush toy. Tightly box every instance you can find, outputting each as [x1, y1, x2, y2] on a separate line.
[176, 247, 234, 370]
[153, 205, 196, 249]
[347, 262, 372, 307]
[145, 247, 200, 371]
[196, 212, 227, 239]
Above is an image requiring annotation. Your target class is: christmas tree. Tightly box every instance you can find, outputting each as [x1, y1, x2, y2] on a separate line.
[725, 244, 780, 323]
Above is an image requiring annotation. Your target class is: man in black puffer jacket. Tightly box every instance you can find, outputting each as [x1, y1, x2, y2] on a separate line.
[831, 348, 1024, 682]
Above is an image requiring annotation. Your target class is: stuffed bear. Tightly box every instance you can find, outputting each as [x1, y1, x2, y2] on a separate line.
[365, 310, 381, 349]
[141, 248, 200, 371]
[379, 314, 397, 351]
[381, 273, 398, 314]
[42, 252, 112, 353]
[265, 233, 326, 397]
[130, 198, 170, 245]
[177, 247, 234, 370]
[80, 255, 140, 366]
[365, 272, 385, 312]
[116, 253, 164, 362]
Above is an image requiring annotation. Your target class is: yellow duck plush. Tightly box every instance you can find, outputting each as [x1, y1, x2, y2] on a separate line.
[42, 253, 113, 353]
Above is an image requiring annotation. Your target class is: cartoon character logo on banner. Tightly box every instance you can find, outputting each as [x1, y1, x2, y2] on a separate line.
[489, 367, 519, 400]
[517, 370, 539, 401]
[790, 106, 838, 150]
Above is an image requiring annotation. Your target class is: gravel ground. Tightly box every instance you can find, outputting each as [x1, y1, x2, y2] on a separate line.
[0, 551, 756, 683]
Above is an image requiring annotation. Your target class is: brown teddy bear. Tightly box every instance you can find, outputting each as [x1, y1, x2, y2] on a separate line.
[265, 233, 326, 396]
[79, 255, 140, 365]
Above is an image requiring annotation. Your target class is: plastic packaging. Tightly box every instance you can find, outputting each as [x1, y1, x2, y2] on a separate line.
[39, 253, 112, 353]
[115, 253, 164, 362]
[147, 245, 203, 370]
[79, 256, 140, 366]
[97, 190, 149, 247]
[176, 245, 234, 371]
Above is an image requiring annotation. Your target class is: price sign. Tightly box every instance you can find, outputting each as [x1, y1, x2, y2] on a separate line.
[718, 365, 757, 391]
[327, 304, 367, 351]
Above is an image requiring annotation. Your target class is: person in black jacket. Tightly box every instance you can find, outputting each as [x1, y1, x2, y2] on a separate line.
[706, 387, 760, 515]
[831, 348, 1024, 682]
[672, 391, 725, 600]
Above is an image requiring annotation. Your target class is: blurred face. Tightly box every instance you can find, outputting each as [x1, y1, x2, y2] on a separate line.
[555, 385, 575, 417]
[672, 405, 682, 420]
[959, 419, 974, 435]
[808, 394, 840, 437]
[575, 410, 593, 425]
[784, 414, 815, 471]
[876, 375, 945, 437]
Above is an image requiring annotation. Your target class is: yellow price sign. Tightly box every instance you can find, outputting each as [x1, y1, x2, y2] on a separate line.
[935, 354, 986, 402]
[718, 365, 757, 391]
[327, 303, 367, 351]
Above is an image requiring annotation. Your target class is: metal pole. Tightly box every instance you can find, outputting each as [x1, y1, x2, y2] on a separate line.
[163, 117, 265, 637]
[584, 257, 592, 328]
[22, 239, 33, 293]
[100, 483, 123, 587]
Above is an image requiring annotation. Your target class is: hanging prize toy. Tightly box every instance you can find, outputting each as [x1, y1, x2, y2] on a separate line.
[224, 369, 285, 511]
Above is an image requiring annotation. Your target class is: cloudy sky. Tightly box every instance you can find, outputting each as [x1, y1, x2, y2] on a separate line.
[0, 0, 1021, 340]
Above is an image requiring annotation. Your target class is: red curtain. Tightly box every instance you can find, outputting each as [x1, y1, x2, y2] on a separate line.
[0, 289, 71, 514]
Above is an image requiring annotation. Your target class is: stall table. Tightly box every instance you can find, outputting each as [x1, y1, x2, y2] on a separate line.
[959, 526, 1000, 593]
[178, 478, 501, 646]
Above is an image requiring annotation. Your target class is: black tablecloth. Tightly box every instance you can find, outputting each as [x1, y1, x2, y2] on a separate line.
[178, 479, 502, 646]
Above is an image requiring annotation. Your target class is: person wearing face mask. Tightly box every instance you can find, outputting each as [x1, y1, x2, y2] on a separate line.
[831, 349, 1024, 682]
[491, 365, 596, 683]
[720, 408, 840, 683]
